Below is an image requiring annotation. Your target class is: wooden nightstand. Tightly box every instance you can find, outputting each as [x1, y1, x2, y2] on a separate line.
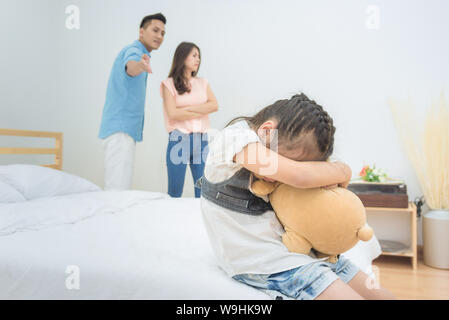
[366, 203, 418, 270]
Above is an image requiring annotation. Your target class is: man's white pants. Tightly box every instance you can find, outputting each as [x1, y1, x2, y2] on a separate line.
[102, 132, 136, 190]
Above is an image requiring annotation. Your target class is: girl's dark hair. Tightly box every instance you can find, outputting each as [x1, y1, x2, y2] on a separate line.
[226, 93, 336, 161]
[168, 42, 201, 95]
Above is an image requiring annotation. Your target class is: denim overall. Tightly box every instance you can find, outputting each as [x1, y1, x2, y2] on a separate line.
[195, 168, 273, 215]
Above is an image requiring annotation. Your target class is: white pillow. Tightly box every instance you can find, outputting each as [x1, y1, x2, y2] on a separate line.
[0, 165, 101, 200]
[0, 179, 26, 203]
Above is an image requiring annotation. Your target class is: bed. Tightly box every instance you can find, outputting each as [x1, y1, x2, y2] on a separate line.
[0, 129, 382, 299]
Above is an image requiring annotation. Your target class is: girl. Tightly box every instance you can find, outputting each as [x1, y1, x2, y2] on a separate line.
[161, 42, 218, 197]
[198, 93, 395, 300]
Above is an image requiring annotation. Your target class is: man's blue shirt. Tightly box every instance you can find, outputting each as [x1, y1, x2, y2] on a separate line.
[99, 40, 150, 142]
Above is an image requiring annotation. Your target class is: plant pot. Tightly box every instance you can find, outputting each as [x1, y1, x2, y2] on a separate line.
[423, 209, 449, 269]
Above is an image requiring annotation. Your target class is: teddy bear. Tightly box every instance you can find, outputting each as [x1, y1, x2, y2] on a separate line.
[251, 177, 374, 263]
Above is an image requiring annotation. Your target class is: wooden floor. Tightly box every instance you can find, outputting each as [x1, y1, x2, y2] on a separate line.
[372, 251, 449, 300]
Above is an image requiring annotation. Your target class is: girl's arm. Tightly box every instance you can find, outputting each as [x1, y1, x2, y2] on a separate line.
[162, 85, 204, 121]
[183, 84, 219, 115]
[234, 142, 352, 189]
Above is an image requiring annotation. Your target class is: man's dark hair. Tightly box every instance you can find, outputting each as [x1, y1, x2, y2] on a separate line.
[140, 13, 166, 29]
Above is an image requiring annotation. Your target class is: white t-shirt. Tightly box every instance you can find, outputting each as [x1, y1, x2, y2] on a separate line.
[201, 120, 327, 277]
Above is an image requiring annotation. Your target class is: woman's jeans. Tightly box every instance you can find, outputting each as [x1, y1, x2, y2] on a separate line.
[166, 130, 209, 198]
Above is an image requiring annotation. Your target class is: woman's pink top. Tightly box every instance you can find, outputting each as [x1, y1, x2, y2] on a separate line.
[160, 77, 211, 134]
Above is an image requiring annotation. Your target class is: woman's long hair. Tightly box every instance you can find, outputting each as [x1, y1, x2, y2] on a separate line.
[168, 42, 201, 95]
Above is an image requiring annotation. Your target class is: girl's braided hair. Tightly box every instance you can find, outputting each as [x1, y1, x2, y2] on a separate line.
[226, 93, 336, 161]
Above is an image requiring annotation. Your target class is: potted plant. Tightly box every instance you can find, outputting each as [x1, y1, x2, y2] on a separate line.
[389, 94, 449, 269]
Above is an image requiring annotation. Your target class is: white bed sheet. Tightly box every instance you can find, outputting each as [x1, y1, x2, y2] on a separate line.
[0, 191, 381, 299]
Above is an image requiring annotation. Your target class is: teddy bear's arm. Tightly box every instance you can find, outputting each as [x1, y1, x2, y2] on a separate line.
[314, 251, 339, 264]
[282, 229, 313, 255]
[251, 179, 278, 196]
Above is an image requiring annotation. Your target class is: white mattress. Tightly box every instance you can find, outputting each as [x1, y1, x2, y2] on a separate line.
[0, 191, 381, 299]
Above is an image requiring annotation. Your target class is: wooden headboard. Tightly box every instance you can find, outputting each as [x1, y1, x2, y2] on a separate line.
[0, 129, 63, 170]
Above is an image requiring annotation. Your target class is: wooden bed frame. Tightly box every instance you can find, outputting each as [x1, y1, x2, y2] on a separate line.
[0, 129, 63, 170]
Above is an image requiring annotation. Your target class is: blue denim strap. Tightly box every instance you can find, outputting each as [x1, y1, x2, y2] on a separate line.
[195, 169, 273, 215]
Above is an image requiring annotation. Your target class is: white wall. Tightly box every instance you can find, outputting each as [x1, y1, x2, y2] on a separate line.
[1, 0, 449, 246]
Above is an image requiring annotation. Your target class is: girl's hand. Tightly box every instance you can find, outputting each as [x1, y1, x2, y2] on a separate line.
[321, 180, 350, 189]
[338, 179, 350, 189]
[321, 181, 349, 190]
[321, 184, 338, 190]
[333, 161, 351, 188]
[253, 172, 276, 183]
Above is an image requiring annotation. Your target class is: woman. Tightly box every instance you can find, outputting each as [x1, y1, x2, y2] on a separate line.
[160, 42, 218, 197]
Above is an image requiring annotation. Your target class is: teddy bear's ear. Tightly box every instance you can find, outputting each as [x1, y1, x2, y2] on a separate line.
[357, 225, 374, 241]
[251, 180, 277, 196]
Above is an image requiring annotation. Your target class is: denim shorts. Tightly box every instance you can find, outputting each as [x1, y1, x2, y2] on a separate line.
[232, 255, 360, 300]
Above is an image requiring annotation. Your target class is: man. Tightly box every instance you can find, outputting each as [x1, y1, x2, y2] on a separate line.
[99, 13, 166, 190]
